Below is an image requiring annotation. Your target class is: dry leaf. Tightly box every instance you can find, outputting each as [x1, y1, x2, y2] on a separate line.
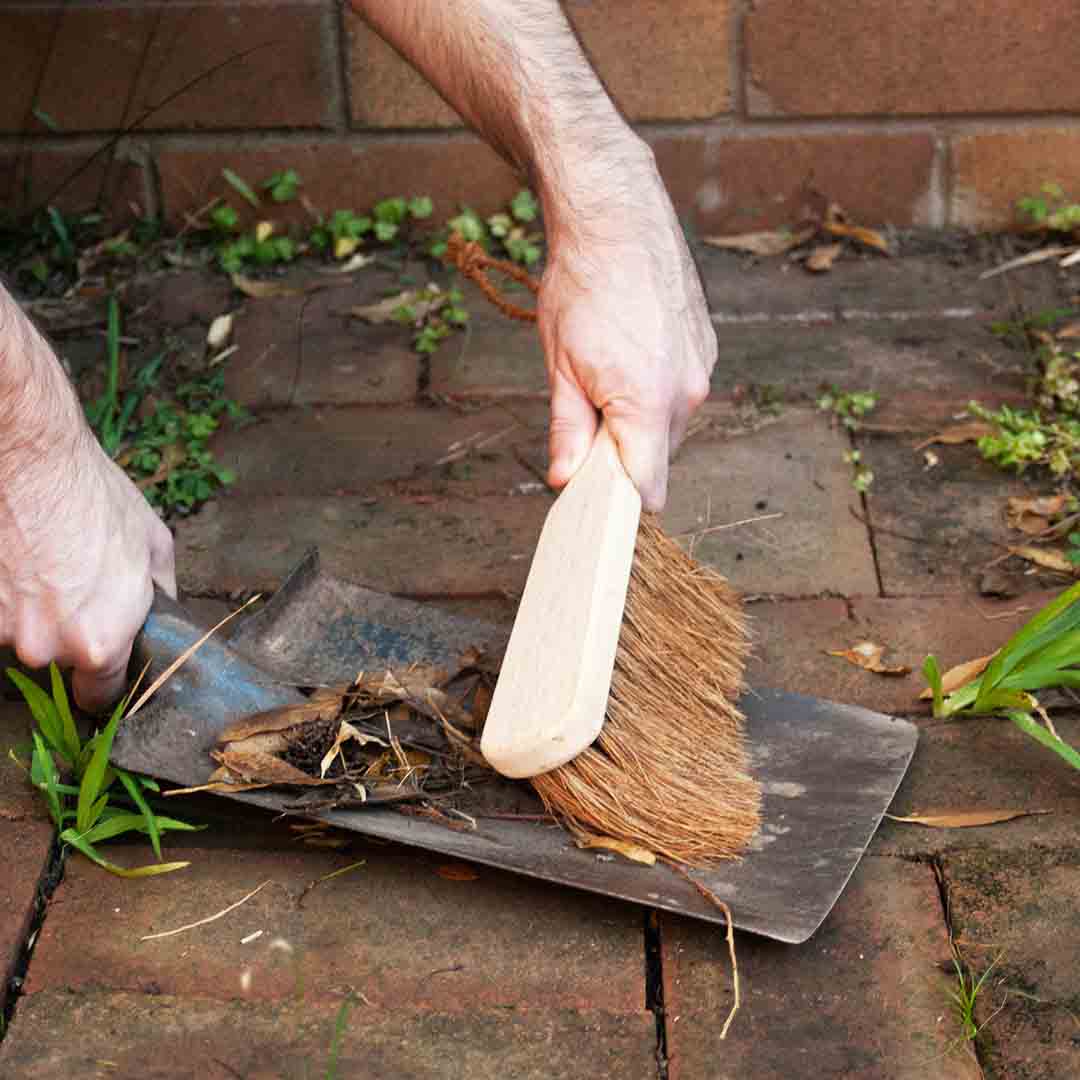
[321, 252, 375, 274]
[436, 863, 480, 881]
[805, 243, 843, 273]
[886, 809, 1050, 828]
[922, 450, 940, 470]
[913, 422, 994, 450]
[230, 273, 314, 300]
[918, 653, 995, 700]
[575, 834, 658, 865]
[348, 287, 446, 325]
[254, 221, 274, 243]
[334, 235, 360, 260]
[703, 227, 814, 257]
[211, 748, 335, 786]
[206, 313, 233, 349]
[823, 220, 890, 253]
[828, 641, 911, 676]
[319, 719, 385, 778]
[1056, 319, 1080, 340]
[1009, 545, 1076, 574]
[217, 694, 345, 743]
[1006, 494, 1067, 535]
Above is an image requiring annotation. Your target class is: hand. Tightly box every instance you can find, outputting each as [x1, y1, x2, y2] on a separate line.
[0, 320, 175, 712]
[537, 153, 716, 511]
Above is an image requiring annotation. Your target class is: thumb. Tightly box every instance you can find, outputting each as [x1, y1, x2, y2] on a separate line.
[547, 368, 600, 489]
[604, 413, 671, 512]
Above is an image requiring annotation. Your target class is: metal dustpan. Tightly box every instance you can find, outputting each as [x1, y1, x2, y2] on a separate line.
[112, 550, 917, 944]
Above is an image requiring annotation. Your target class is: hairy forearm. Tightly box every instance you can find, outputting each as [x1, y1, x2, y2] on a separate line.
[350, 0, 653, 238]
[0, 284, 84, 479]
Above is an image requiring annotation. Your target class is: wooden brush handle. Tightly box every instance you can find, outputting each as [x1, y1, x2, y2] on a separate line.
[481, 423, 642, 778]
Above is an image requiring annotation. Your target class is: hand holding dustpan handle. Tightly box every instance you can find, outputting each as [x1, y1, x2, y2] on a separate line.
[481, 422, 642, 778]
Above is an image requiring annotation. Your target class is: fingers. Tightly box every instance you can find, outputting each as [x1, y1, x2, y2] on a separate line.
[71, 641, 134, 714]
[547, 367, 600, 490]
[149, 516, 177, 600]
[605, 413, 670, 512]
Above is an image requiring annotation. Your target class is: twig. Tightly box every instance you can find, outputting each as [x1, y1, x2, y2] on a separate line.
[140, 880, 270, 941]
[297, 860, 366, 908]
[966, 599, 1034, 622]
[978, 246, 1072, 279]
[676, 512, 783, 542]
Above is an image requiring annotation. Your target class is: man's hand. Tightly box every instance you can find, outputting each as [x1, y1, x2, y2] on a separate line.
[352, 0, 716, 510]
[538, 153, 715, 511]
[0, 288, 175, 711]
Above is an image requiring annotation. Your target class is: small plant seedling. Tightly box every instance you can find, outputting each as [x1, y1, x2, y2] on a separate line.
[431, 189, 544, 266]
[922, 583, 1080, 771]
[8, 663, 200, 876]
[1017, 182, 1080, 235]
[948, 953, 1003, 1042]
[817, 386, 879, 430]
[263, 168, 301, 204]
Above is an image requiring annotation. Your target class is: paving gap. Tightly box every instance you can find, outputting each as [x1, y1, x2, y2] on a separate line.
[929, 854, 993, 1078]
[848, 426, 886, 597]
[643, 909, 669, 1080]
[1, 836, 65, 1043]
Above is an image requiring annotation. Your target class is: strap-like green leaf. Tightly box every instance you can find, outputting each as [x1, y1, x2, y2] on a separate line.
[49, 663, 81, 764]
[117, 769, 161, 860]
[60, 828, 190, 877]
[1008, 711, 1080, 771]
[75, 703, 124, 834]
[7, 669, 68, 763]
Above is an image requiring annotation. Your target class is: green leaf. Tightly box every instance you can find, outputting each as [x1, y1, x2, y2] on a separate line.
[210, 204, 240, 233]
[407, 196, 433, 220]
[263, 168, 301, 203]
[31, 731, 64, 828]
[510, 189, 539, 223]
[117, 770, 161, 860]
[76, 702, 124, 834]
[32, 106, 61, 132]
[373, 197, 406, 225]
[1007, 711, 1080, 771]
[7, 669, 68, 764]
[922, 655, 945, 718]
[49, 663, 81, 765]
[373, 221, 398, 243]
[59, 829, 190, 877]
[222, 168, 260, 208]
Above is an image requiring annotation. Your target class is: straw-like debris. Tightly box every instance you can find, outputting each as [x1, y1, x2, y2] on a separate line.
[531, 516, 762, 866]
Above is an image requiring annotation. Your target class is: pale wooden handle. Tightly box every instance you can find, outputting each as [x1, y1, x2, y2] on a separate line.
[481, 423, 642, 778]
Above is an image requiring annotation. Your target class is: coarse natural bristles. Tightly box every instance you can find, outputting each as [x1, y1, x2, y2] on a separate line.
[531, 515, 762, 867]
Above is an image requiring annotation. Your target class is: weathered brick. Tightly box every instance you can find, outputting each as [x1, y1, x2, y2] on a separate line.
[26, 844, 645, 1012]
[212, 401, 549, 498]
[173, 491, 549, 596]
[564, 0, 732, 121]
[663, 856, 981, 1080]
[1, 992, 656, 1080]
[0, 7, 58, 133]
[153, 136, 521, 226]
[650, 131, 938, 233]
[951, 128, 1080, 230]
[746, 0, 1080, 117]
[17, 1, 332, 135]
[0, 702, 54, 1016]
[346, 1, 732, 130]
[226, 286, 420, 407]
[346, 16, 462, 129]
[859, 429, 1047, 597]
[661, 409, 878, 596]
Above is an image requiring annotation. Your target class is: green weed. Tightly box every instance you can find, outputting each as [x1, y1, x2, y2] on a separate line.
[922, 583, 1080, 771]
[84, 296, 243, 515]
[818, 386, 878, 491]
[431, 188, 543, 266]
[7, 663, 200, 876]
[1017, 182, 1080, 235]
[948, 953, 1003, 1042]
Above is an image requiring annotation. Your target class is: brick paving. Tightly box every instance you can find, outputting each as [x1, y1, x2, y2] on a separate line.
[2, 239, 1079, 1077]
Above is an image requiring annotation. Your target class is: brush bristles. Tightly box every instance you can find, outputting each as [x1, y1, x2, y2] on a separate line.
[531, 516, 762, 867]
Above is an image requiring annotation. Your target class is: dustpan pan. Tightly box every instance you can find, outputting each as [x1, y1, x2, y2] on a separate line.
[111, 549, 917, 944]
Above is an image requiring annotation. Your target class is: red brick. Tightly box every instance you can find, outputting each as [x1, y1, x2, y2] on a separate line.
[0, 143, 146, 219]
[128, 2, 333, 132]
[0, 8, 58, 133]
[662, 856, 981, 1080]
[0, 702, 54, 1016]
[213, 401, 548, 498]
[564, 0, 732, 121]
[661, 410, 879, 597]
[1, 991, 655, 1079]
[173, 491, 549, 596]
[227, 286, 420, 407]
[20, 2, 331, 135]
[649, 131, 938, 233]
[746, 0, 1080, 117]
[346, 1, 731, 129]
[951, 128, 1080, 229]
[153, 136, 521, 226]
[346, 16, 463, 130]
[26, 844, 644, 1012]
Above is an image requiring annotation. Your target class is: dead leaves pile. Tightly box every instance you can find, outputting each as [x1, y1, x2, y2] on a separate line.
[173, 650, 500, 816]
[705, 203, 890, 274]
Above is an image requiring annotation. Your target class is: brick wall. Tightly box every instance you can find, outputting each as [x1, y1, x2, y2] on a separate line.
[2, 0, 1079, 233]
